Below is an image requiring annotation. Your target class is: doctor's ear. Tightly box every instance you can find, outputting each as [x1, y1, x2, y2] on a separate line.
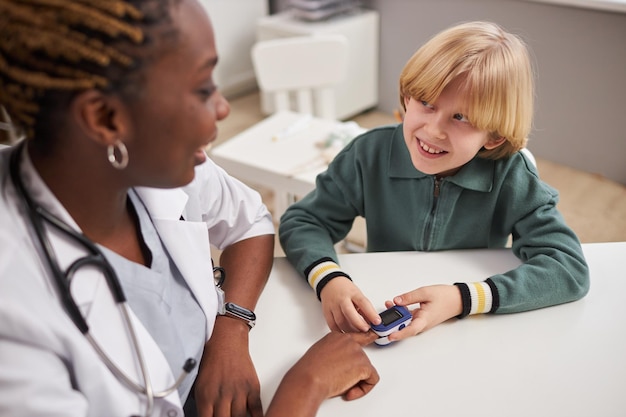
[70, 90, 129, 147]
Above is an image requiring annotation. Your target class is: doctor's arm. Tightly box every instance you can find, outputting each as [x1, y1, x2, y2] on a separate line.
[218, 233, 274, 313]
[194, 234, 274, 417]
[266, 331, 380, 417]
[190, 159, 275, 417]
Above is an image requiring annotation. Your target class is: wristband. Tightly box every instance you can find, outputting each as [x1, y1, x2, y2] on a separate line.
[218, 302, 256, 329]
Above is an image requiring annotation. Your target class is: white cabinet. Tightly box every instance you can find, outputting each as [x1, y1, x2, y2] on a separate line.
[256, 9, 379, 120]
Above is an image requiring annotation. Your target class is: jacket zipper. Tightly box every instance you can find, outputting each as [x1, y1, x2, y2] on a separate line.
[422, 176, 441, 250]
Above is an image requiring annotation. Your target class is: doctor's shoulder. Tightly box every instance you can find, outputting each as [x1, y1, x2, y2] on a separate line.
[182, 157, 230, 195]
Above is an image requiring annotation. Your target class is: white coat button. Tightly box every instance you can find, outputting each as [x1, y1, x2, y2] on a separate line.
[166, 410, 178, 417]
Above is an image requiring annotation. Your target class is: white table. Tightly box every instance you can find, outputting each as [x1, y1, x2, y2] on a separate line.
[250, 242, 626, 417]
[210, 111, 347, 218]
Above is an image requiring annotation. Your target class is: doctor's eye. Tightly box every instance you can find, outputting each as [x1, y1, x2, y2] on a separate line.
[197, 83, 218, 100]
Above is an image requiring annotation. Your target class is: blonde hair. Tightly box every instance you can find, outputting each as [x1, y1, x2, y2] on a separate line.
[399, 21, 534, 159]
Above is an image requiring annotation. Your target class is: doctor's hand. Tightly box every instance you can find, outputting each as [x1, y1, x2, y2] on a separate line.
[319, 277, 381, 333]
[194, 318, 262, 417]
[265, 330, 380, 417]
[383, 284, 463, 342]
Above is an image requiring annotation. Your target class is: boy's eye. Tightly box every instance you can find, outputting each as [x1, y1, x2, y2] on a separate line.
[420, 100, 434, 109]
[453, 113, 468, 122]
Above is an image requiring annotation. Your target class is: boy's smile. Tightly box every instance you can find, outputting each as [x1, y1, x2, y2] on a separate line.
[418, 139, 447, 157]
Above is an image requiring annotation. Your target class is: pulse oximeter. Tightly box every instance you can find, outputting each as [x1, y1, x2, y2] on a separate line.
[371, 305, 412, 346]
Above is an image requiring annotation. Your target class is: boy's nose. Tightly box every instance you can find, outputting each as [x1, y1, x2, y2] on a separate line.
[424, 115, 446, 141]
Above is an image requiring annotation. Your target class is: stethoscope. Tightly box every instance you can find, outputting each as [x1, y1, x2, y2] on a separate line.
[8, 144, 196, 417]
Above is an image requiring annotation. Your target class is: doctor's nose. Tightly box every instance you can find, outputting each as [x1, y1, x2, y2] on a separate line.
[215, 91, 230, 121]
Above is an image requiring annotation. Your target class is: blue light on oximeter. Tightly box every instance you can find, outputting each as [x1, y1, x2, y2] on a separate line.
[371, 305, 412, 346]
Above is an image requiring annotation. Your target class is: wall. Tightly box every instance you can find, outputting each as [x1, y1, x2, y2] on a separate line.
[201, 0, 269, 97]
[272, 0, 626, 184]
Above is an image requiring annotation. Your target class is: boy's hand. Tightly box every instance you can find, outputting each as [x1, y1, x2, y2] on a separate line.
[384, 284, 463, 342]
[319, 277, 381, 333]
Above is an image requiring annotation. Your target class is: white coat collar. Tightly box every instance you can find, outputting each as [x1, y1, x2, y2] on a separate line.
[135, 186, 188, 221]
[135, 186, 218, 338]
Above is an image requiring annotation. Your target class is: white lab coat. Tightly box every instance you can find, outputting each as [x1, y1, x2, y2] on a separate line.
[0, 146, 274, 417]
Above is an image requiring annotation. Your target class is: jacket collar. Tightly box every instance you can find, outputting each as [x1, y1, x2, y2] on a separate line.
[387, 124, 495, 193]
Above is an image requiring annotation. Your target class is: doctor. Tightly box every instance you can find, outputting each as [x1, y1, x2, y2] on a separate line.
[0, 0, 379, 416]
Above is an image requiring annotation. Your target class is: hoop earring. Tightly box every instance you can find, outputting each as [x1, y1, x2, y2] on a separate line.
[107, 140, 129, 170]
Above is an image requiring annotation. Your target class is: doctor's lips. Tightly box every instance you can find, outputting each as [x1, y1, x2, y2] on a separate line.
[204, 134, 218, 151]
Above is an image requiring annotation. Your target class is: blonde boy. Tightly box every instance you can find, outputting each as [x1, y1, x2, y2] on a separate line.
[279, 21, 589, 339]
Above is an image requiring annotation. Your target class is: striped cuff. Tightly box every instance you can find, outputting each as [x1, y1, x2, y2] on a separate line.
[454, 280, 498, 318]
[304, 258, 352, 300]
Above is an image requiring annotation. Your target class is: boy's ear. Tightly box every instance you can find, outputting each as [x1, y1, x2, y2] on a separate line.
[484, 136, 507, 150]
[70, 90, 127, 147]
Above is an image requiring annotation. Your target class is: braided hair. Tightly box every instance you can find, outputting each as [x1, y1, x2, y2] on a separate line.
[0, 0, 178, 141]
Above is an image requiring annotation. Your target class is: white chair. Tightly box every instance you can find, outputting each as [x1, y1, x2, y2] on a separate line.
[251, 35, 349, 120]
[521, 147, 537, 167]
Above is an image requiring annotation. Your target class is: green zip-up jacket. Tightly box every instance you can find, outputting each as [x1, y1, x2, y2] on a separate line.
[278, 124, 589, 316]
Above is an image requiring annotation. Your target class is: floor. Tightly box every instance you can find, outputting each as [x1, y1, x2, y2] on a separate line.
[214, 91, 626, 256]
